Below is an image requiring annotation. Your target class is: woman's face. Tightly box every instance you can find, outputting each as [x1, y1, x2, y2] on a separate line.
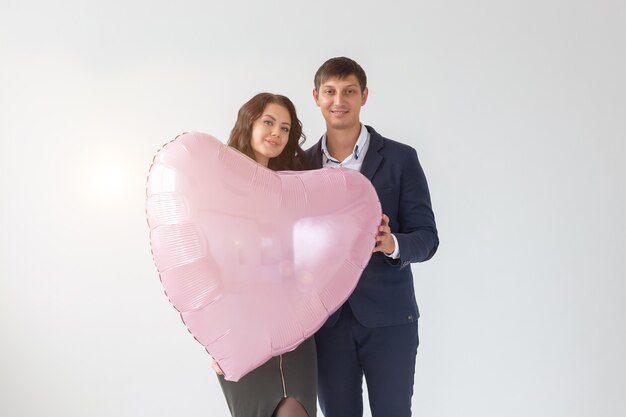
[250, 103, 291, 167]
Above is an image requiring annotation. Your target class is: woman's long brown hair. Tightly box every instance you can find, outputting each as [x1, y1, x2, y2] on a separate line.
[227, 93, 306, 171]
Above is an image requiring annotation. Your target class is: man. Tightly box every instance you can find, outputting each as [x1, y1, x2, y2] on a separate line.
[305, 57, 439, 417]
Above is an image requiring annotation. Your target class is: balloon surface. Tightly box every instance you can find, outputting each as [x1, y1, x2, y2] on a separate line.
[146, 132, 381, 381]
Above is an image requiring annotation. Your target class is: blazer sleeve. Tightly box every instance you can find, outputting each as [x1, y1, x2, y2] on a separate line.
[392, 147, 439, 268]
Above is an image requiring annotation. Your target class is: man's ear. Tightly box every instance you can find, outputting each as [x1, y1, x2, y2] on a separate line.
[313, 88, 320, 106]
[361, 87, 369, 106]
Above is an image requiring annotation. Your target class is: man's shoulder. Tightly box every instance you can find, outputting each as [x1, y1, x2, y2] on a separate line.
[303, 139, 321, 156]
[365, 125, 416, 155]
[302, 138, 322, 169]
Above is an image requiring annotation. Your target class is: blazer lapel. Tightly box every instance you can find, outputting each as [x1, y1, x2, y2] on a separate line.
[360, 126, 384, 180]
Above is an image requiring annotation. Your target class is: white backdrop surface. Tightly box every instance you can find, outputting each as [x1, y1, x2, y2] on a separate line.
[1, 1, 625, 416]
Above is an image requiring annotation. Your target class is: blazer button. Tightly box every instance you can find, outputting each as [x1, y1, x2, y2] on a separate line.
[407, 315, 413, 321]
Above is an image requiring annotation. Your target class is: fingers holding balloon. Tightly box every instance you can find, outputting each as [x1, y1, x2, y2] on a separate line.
[373, 214, 395, 254]
[212, 359, 224, 376]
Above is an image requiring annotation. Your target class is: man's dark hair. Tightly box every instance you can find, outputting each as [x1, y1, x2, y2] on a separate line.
[314, 57, 367, 92]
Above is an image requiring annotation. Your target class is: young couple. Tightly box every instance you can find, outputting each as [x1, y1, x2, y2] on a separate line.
[216, 57, 439, 417]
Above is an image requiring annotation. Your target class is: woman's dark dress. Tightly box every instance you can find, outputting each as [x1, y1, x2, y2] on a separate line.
[217, 337, 317, 417]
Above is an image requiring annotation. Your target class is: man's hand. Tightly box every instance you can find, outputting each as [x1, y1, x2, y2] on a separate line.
[373, 214, 395, 255]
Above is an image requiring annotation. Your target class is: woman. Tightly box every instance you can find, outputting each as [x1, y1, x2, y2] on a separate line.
[214, 93, 316, 417]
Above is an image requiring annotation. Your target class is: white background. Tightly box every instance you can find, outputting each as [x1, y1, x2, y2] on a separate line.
[1, 1, 625, 416]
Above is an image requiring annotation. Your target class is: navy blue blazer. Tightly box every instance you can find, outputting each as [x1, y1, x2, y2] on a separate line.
[305, 125, 438, 327]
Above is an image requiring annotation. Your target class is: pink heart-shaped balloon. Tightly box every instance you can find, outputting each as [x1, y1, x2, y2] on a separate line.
[146, 132, 381, 381]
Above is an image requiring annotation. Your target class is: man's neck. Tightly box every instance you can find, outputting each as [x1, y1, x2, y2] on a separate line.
[325, 124, 362, 162]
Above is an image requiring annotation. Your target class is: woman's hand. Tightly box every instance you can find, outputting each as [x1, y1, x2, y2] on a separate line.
[212, 359, 224, 376]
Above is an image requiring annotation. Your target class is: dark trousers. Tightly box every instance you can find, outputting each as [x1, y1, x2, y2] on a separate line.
[315, 304, 419, 417]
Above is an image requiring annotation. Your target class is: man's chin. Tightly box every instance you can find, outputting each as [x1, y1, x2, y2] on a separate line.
[328, 121, 355, 130]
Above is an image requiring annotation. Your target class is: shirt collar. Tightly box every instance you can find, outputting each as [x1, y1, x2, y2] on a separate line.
[321, 124, 369, 164]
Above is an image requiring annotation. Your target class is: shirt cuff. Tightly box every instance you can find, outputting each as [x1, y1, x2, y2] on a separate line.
[385, 234, 400, 259]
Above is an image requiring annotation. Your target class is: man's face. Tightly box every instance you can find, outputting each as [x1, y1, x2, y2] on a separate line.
[313, 74, 368, 131]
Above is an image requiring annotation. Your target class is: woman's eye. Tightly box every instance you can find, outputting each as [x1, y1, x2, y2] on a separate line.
[264, 120, 273, 126]
[281, 127, 290, 133]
